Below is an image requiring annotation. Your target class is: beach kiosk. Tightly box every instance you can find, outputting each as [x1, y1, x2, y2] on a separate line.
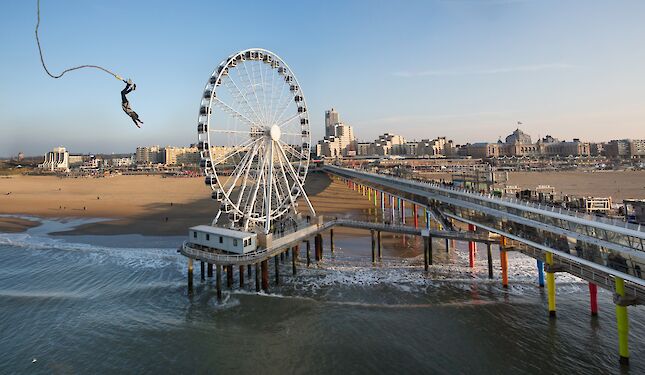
[188, 225, 257, 254]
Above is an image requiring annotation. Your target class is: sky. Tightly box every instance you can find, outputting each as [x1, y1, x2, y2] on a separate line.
[1, 0, 645, 156]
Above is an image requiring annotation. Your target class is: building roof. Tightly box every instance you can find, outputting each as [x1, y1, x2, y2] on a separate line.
[189, 225, 256, 239]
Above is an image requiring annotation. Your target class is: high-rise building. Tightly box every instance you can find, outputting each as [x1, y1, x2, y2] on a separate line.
[324, 108, 340, 137]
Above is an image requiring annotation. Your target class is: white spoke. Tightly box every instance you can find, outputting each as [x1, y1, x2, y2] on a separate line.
[211, 129, 252, 135]
[222, 75, 264, 125]
[277, 113, 301, 129]
[241, 61, 266, 125]
[211, 137, 259, 166]
[277, 149, 297, 212]
[264, 140, 274, 233]
[279, 139, 307, 161]
[213, 97, 259, 128]
[276, 142, 315, 214]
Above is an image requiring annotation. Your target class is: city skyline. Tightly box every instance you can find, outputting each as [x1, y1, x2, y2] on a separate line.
[2, 0, 645, 156]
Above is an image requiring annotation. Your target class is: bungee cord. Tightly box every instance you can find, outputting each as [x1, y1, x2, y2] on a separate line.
[35, 0, 123, 81]
[35, 0, 143, 127]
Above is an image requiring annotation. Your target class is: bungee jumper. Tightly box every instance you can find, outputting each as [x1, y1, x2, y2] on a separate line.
[35, 0, 143, 128]
[121, 80, 143, 128]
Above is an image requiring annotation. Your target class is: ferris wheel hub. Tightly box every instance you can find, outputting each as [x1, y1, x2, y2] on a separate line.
[269, 124, 282, 141]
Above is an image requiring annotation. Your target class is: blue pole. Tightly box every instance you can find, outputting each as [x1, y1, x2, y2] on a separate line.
[537, 259, 545, 287]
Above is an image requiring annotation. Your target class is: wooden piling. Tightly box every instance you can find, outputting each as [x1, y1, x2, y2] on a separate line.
[292, 246, 297, 275]
[216, 264, 222, 302]
[187, 258, 194, 294]
[330, 229, 335, 255]
[371, 230, 376, 264]
[261, 260, 269, 292]
[306, 240, 311, 267]
[377, 231, 382, 261]
[487, 243, 493, 279]
[207, 263, 213, 278]
[423, 236, 429, 271]
[274, 255, 280, 285]
[255, 263, 260, 292]
[239, 265, 245, 288]
[226, 265, 233, 288]
[200, 261, 205, 281]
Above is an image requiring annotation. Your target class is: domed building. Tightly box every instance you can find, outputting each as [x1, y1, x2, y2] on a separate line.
[505, 128, 532, 144]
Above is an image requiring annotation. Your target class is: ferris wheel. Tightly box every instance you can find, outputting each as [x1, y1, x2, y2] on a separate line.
[197, 48, 315, 234]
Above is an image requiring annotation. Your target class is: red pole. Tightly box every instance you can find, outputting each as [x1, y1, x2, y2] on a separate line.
[413, 204, 418, 228]
[468, 224, 476, 268]
[589, 282, 598, 316]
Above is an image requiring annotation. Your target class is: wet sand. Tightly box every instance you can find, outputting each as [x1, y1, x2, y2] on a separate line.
[0, 217, 41, 233]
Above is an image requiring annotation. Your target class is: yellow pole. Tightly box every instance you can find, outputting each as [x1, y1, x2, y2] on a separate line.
[546, 252, 556, 318]
[615, 277, 630, 365]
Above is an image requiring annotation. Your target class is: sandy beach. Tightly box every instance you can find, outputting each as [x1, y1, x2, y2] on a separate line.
[1, 170, 643, 236]
[506, 170, 645, 201]
[0, 173, 372, 236]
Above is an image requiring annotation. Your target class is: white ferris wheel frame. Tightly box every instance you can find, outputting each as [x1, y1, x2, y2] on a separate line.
[197, 48, 315, 234]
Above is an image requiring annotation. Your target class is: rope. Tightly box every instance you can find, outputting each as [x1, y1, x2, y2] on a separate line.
[35, 0, 123, 81]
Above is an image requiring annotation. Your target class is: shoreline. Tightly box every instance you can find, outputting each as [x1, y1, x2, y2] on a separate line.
[0, 217, 42, 233]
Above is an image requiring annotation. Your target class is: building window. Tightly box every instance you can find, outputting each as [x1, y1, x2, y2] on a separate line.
[233, 239, 238, 247]
[206, 234, 210, 241]
[193, 231, 197, 239]
[219, 236, 223, 243]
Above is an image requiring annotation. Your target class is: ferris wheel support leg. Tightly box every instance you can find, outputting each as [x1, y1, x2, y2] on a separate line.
[276, 141, 316, 215]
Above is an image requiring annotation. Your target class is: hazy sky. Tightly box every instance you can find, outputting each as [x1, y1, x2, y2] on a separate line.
[1, 0, 645, 156]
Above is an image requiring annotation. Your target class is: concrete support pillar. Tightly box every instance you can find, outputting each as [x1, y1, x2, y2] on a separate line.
[274, 255, 280, 285]
[200, 261, 205, 281]
[187, 258, 194, 294]
[423, 236, 429, 271]
[546, 252, 556, 318]
[371, 230, 376, 264]
[615, 277, 630, 365]
[377, 230, 382, 261]
[486, 243, 493, 279]
[315, 234, 323, 261]
[401, 200, 405, 224]
[292, 246, 297, 275]
[589, 282, 598, 316]
[537, 260, 545, 287]
[306, 240, 311, 267]
[468, 224, 476, 268]
[425, 209, 430, 230]
[330, 229, 335, 255]
[207, 263, 213, 278]
[500, 237, 509, 289]
[413, 204, 418, 228]
[216, 264, 222, 302]
[255, 263, 260, 292]
[239, 265, 245, 288]
[226, 265, 233, 288]
[261, 260, 269, 292]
